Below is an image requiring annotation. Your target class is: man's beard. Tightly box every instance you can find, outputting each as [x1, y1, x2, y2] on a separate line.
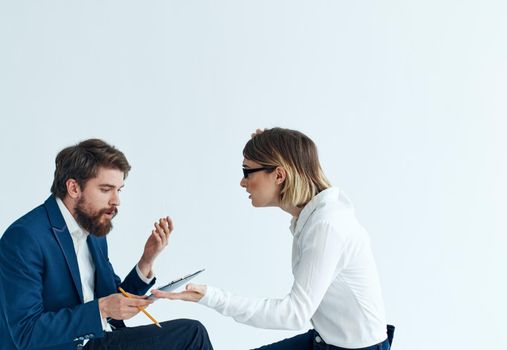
[74, 197, 118, 237]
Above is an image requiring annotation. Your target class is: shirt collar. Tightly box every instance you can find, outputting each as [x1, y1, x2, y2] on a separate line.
[289, 187, 341, 237]
[55, 197, 89, 240]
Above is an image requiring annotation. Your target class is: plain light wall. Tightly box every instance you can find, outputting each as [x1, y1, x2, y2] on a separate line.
[1, 1, 506, 349]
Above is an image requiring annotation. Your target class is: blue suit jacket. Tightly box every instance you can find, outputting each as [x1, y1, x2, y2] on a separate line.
[0, 196, 156, 350]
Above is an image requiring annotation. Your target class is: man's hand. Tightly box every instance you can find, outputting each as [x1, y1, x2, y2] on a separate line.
[150, 283, 207, 303]
[98, 293, 153, 320]
[138, 216, 173, 278]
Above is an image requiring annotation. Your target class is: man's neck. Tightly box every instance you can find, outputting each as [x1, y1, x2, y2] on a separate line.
[61, 196, 77, 219]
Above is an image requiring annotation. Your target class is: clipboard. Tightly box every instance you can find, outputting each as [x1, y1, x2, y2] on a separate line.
[147, 269, 205, 300]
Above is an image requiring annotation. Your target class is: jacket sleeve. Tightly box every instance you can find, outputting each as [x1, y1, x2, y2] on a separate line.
[98, 238, 156, 296]
[0, 225, 104, 350]
[120, 266, 156, 295]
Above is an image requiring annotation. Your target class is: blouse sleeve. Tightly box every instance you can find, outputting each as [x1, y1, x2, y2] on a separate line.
[198, 220, 349, 329]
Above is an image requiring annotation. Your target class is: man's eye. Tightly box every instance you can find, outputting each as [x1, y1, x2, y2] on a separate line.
[101, 188, 110, 193]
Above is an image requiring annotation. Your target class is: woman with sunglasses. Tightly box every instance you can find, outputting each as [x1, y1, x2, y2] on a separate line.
[152, 128, 391, 350]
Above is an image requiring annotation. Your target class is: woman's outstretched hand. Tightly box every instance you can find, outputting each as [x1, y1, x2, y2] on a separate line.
[151, 283, 207, 303]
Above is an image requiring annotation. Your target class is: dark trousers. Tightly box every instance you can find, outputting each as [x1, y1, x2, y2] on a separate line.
[253, 325, 394, 350]
[84, 319, 213, 350]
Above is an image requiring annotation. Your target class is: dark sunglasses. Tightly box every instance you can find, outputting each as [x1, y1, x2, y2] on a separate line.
[242, 166, 275, 178]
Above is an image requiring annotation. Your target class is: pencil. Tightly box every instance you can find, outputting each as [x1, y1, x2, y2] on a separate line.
[118, 287, 162, 328]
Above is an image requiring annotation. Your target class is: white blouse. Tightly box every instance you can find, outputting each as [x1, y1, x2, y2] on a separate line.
[199, 187, 387, 348]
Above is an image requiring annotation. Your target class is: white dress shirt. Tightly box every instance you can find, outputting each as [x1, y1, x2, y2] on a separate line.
[199, 187, 387, 348]
[56, 198, 153, 336]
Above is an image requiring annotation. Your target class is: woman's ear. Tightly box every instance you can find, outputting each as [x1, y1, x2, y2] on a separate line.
[275, 167, 286, 185]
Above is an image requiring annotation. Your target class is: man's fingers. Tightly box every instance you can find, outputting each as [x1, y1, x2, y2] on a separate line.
[130, 299, 153, 306]
[130, 302, 153, 309]
[154, 223, 163, 238]
[155, 222, 169, 244]
[125, 297, 153, 307]
[122, 306, 143, 319]
[165, 216, 174, 232]
[155, 225, 167, 246]
[160, 218, 172, 238]
[152, 229, 163, 243]
[126, 293, 150, 300]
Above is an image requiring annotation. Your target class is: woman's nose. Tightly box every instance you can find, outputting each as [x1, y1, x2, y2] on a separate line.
[240, 177, 247, 188]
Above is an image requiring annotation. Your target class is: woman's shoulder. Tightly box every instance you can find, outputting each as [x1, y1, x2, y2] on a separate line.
[302, 198, 367, 242]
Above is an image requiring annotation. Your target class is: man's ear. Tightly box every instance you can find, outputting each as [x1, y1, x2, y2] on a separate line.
[275, 167, 286, 185]
[65, 179, 81, 199]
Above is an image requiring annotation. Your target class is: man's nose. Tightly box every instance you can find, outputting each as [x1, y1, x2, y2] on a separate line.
[240, 177, 247, 188]
[110, 191, 120, 206]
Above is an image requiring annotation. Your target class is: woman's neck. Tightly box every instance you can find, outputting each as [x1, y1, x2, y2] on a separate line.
[280, 204, 303, 218]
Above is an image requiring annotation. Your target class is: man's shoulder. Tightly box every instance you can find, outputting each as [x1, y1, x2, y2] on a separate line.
[2, 203, 50, 243]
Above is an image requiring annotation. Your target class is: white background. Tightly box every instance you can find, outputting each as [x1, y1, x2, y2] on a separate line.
[1, 1, 506, 349]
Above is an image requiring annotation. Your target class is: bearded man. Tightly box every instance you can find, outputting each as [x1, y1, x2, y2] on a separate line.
[0, 139, 213, 350]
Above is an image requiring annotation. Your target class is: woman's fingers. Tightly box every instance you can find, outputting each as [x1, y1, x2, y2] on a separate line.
[150, 284, 206, 302]
[151, 290, 191, 300]
[251, 128, 265, 138]
[186, 283, 207, 294]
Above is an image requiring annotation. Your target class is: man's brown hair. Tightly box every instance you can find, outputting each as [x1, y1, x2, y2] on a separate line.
[50, 139, 131, 199]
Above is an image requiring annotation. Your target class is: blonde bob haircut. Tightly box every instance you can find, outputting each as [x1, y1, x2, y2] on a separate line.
[243, 127, 331, 208]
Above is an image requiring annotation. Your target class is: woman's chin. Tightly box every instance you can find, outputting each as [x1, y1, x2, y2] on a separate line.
[251, 200, 269, 208]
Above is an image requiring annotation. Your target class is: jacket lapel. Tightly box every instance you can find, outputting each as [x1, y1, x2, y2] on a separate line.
[44, 196, 84, 303]
[87, 235, 126, 329]
[87, 235, 115, 297]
